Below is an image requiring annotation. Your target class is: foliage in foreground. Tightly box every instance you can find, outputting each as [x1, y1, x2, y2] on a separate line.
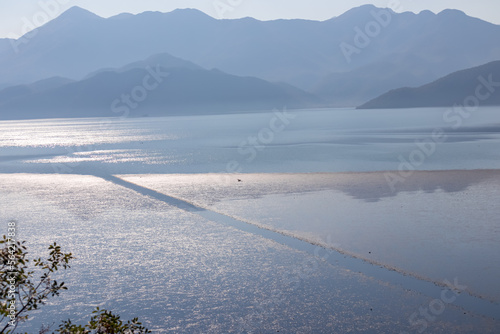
[57, 307, 150, 333]
[0, 228, 150, 334]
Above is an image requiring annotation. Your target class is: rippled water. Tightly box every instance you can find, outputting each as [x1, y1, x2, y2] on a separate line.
[0, 107, 500, 174]
[2, 173, 499, 332]
[1, 108, 500, 332]
[129, 173, 500, 301]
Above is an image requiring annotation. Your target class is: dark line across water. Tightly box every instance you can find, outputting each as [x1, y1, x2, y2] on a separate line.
[98, 173, 500, 321]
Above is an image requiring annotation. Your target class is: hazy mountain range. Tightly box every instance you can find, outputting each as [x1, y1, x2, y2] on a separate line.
[0, 53, 322, 119]
[0, 5, 500, 118]
[359, 60, 500, 109]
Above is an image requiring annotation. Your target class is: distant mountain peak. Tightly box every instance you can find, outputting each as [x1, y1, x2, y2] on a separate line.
[170, 8, 208, 14]
[15, 6, 102, 44]
[335, 4, 394, 22]
[416, 10, 434, 17]
[438, 8, 467, 17]
[59, 6, 101, 20]
[342, 4, 379, 15]
[168, 8, 214, 19]
[82, 52, 203, 80]
[109, 12, 135, 20]
[132, 7, 214, 22]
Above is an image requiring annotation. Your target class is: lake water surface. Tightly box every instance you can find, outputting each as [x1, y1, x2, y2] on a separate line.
[1, 107, 500, 174]
[1, 107, 500, 332]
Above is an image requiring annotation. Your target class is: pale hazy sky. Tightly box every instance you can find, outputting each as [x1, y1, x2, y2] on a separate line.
[1, 0, 499, 38]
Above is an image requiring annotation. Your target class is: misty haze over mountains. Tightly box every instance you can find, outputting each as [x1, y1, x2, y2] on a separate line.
[0, 4, 500, 118]
[359, 60, 500, 109]
[0, 53, 322, 119]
